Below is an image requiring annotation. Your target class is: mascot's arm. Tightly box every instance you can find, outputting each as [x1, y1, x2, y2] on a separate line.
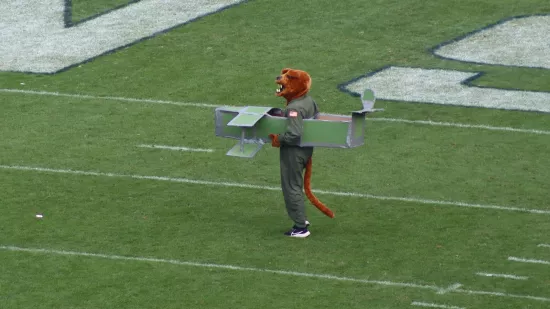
[277, 109, 303, 146]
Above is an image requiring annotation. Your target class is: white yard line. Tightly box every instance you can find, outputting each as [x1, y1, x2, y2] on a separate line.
[0, 245, 441, 291]
[454, 288, 550, 303]
[2, 88, 550, 136]
[437, 283, 462, 294]
[538, 244, 550, 248]
[411, 301, 465, 309]
[137, 144, 214, 152]
[508, 257, 550, 265]
[1, 245, 549, 303]
[0, 88, 219, 108]
[475, 272, 528, 280]
[1, 164, 550, 215]
[369, 117, 550, 136]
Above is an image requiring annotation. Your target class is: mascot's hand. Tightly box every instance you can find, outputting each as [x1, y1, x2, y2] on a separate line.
[268, 134, 280, 148]
[268, 108, 284, 117]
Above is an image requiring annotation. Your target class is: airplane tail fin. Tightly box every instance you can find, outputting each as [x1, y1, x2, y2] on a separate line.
[353, 88, 383, 114]
[360, 88, 376, 111]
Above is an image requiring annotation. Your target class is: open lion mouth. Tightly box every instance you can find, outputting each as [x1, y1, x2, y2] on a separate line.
[276, 84, 285, 93]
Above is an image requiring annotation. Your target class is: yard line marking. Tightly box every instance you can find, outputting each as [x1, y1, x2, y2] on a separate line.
[538, 244, 550, 248]
[2, 164, 550, 216]
[411, 301, 465, 309]
[368, 117, 550, 136]
[455, 288, 550, 303]
[437, 283, 462, 294]
[2, 245, 550, 303]
[2, 88, 550, 136]
[475, 272, 528, 280]
[0, 245, 441, 291]
[0, 88, 219, 108]
[508, 257, 550, 265]
[137, 144, 214, 153]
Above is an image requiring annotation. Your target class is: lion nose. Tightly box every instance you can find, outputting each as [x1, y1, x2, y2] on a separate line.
[276, 75, 282, 80]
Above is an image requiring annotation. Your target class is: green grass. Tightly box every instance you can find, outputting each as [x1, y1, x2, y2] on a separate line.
[1, 0, 550, 308]
[70, 0, 132, 23]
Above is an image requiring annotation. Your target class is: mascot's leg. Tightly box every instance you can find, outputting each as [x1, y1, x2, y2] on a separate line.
[280, 146, 312, 234]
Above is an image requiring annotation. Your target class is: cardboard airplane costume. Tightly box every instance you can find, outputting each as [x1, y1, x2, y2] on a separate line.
[214, 88, 379, 158]
[214, 68, 381, 231]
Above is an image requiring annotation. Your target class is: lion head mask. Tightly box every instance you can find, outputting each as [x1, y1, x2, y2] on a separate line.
[275, 68, 311, 104]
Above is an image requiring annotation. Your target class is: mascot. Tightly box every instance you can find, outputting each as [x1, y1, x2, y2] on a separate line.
[268, 68, 334, 238]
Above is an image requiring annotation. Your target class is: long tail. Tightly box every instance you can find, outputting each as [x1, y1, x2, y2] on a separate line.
[304, 157, 335, 218]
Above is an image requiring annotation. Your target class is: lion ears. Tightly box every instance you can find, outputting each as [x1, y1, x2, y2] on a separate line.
[281, 68, 311, 86]
[281, 68, 310, 77]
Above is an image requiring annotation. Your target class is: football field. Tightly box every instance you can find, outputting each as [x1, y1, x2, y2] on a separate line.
[1, 0, 549, 308]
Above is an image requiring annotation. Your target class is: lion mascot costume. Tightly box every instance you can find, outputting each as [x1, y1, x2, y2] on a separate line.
[268, 68, 334, 238]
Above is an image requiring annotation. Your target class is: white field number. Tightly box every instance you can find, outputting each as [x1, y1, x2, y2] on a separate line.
[343, 16, 550, 113]
[0, 0, 244, 73]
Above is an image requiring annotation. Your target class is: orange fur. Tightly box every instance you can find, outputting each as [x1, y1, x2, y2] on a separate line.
[268, 134, 280, 147]
[275, 68, 312, 105]
[273, 68, 335, 218]
[305, 157, 335, 218]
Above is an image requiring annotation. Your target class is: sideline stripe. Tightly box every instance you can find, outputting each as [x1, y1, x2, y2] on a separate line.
[137, 144, 214, 152]
[1, 164, 550, 215]
[411, 301, 465, 309]
[2, 245, 550, 303]
[475, 272, 528, 280]
[538, 244, 550, 248]
[2, 88, 550, 136]
[508, 257, 550, 265]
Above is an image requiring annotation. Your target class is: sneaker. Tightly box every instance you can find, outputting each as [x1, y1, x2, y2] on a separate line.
[305, 220, 310, 227]
[284, 226, 311, 238]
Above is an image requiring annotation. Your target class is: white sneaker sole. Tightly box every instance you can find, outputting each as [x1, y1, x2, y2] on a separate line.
[290, 231, 310, 238]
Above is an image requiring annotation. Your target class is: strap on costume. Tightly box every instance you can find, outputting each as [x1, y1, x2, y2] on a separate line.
[311, 100, 320, 119]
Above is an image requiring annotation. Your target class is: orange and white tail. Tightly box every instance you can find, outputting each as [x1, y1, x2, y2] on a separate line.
[304, 157, 335, 218]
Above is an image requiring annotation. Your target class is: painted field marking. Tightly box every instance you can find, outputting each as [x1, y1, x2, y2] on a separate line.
[453, 288, 550, 303]
[0, 0, 246, 73]
[433, 15, 550, 69]
[0, 245, 441, 291]
[437, 283, 462, 294]
[475, 272, 528, 280]
[368, 117, 550, 136]
[1, 245, 550, 303]
[1, 88, 550, 136]
[341, 66, 550, 113]
[538, 244, 550, 248]
[137, 144, 214, 153]
[0, 88, 218, 108]
[508, 257, 550, 265]
[411, 301, 465, 309]
[2, 164, 550, 216]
